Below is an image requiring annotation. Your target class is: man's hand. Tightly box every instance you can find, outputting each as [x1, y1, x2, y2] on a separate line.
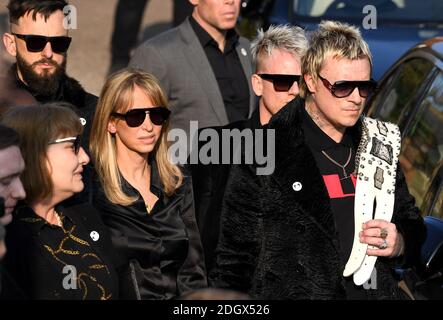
[359, 219, 404, 258]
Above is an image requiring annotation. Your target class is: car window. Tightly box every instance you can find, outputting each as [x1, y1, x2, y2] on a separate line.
[430, 183, 443, 219]
[368, 58, 434, 128]
[365, 66, 400, 117]
[293, 0, 443, 22]
[399, 72, 443, 210]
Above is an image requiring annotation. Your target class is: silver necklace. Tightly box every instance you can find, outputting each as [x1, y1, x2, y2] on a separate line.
[321, 148, 352, 180]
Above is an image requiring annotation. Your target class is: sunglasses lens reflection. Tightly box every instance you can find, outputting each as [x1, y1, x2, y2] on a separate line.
[124, 108, 170, 127]
[259, 74, 300, 92]
[151, 109, 170, 125]
[333, 83, 355, 98]
[274, 80, 295, 91]
[26, 37, 47, 52]
[358, 82, 375, 97]
[126, 110, 146, 127]
[149, 112, 165, 125]
[333, 82, 376, 98]
[50, 37, 71, 53]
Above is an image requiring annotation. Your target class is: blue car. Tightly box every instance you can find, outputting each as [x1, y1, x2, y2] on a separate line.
[241, 0, 443, 80]
[240, 2, 443, 298]
[365, 37, 443, 299]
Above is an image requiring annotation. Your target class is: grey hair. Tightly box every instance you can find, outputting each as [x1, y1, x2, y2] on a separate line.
[251, 24, 308, 70]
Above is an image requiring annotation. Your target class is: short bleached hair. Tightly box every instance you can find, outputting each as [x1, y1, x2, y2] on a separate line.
[251, 24, 308, 71]
[299, 20, 372, 99]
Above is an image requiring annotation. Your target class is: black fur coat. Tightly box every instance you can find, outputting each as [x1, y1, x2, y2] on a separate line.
[0, 64, 97, 147]
[209, 97, 426, 300]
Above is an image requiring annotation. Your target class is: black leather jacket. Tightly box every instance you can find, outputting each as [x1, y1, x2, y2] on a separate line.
[93, 161, 207, 299]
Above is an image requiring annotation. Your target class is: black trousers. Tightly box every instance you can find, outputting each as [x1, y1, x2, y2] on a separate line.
[110, 0, 148, 71]
[110, 0, 193, 73]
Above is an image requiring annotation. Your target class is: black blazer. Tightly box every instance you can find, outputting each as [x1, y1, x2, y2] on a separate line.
[210, 97, 427, 300]
[93, 162, 207, 299]
[1, 203, 119, 300]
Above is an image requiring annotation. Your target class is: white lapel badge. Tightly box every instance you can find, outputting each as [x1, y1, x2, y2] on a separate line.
[292, 181, 303, 192]
[90, 231, 99, 242]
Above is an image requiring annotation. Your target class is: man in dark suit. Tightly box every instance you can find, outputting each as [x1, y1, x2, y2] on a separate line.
[129, 0, 255, 143]
[190, 25, 308, 272]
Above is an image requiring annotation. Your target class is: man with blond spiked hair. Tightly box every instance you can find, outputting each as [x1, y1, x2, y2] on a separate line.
[192, 24, 307, 272]
[210, 20, 425, 299]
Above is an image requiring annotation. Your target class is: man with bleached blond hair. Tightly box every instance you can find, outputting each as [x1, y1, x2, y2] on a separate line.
[211, 20, 425, 300]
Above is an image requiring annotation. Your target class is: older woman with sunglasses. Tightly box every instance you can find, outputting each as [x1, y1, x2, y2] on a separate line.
[0, 104, 119, 300]
[90, 69, 207, 299]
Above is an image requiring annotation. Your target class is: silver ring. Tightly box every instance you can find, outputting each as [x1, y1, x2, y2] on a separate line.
[379, 239, 388, 250]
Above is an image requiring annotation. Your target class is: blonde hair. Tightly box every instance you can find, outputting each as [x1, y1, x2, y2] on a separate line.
[251, 24, 308, 72]
[299, 20, 372, 99]
[1, 103, 83, 203]
[90, 69, 183, 206]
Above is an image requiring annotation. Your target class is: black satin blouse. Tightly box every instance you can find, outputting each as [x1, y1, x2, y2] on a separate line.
[93, 161, 207, 299]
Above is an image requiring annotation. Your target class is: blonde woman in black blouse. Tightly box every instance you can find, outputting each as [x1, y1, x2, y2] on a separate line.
[1, 104, 118, 300]
[90, 69, 207, 299]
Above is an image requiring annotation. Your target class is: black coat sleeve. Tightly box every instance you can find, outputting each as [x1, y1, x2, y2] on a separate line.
[209, 163, 264, 293]
[177, 175, 208, 294]
[391, 166, 427, 268]
[1, 222, 33, 299]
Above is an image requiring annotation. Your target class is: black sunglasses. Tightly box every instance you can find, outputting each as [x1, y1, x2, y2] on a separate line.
[48, 135, 81, 154]
[12, 33, 72, 54]
[258, 74, 301, 92]
[318, 75, 377, 98]
[112, 107, 171, 127]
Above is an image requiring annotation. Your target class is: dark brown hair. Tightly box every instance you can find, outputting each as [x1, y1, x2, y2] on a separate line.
[0, 124, 19, 150]
[8, 0, 68, 24]
[0, 103, 82, 203]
